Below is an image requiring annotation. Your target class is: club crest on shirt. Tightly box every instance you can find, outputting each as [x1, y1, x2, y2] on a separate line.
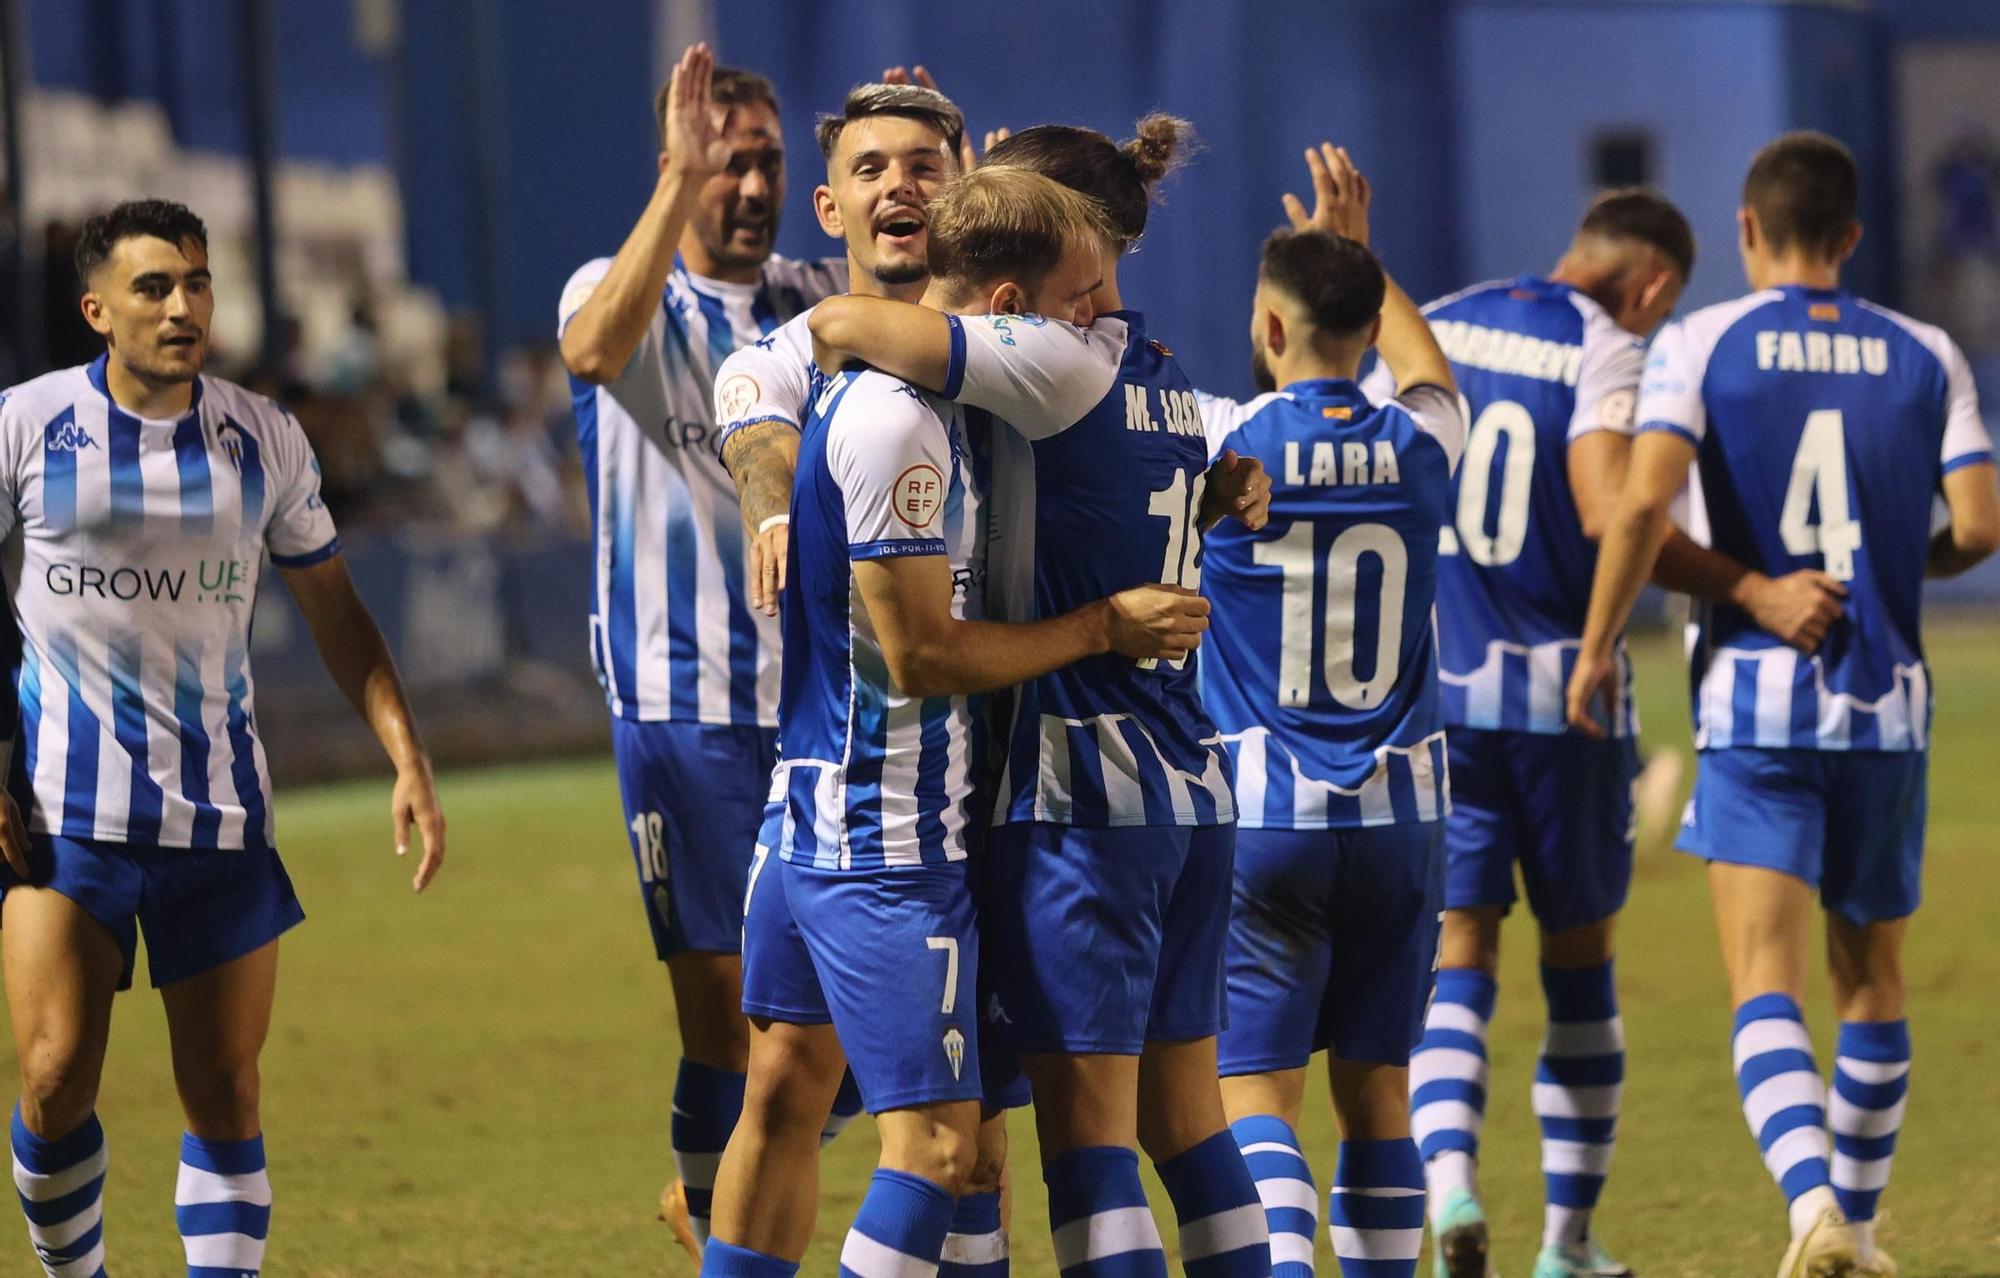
[218, 420, 250, 472]
[892, 463, 945, 529]
[718, 373, 761, 422]
[942, 1027, 965, 1080]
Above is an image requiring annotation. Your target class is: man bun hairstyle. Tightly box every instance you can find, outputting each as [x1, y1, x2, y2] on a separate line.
[656, 66, 778, 150]
[1578, 187, 1696, 280]
[983, 113, 1198, 251]
[1742, 130, 1859, 260]
[816, 82, 967, 162]
[926, 165, 1110, 303]
[75, 199, 208, 286]
[1260, 227, 1385, 338]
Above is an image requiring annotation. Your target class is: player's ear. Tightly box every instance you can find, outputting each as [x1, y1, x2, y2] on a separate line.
[1737, 207, 1758, 255]
[814, 184, 843, 237]
[1636, 266, 1673, 314]
[78, 288, 111, 338]
[990, 281, 1026, 315]
[1366, 312, 1384, 349]
[1837, 220, 1863, 264]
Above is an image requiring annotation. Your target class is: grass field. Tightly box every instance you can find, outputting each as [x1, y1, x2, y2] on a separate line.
[3, 621, 1998, 1276]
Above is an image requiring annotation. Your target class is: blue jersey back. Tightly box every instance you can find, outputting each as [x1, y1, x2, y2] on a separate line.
[1639, 286, 1993, 751]
[1203, 380, 1456, 828]
[1367, 276, 1646, 736]
[948, 311, 1234, 827]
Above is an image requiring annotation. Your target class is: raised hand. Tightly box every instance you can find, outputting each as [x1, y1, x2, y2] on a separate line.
[1104, 583, 1211, 664]
[1282, 142, 1372, 246]
[664, 43, 732, 181]
[881, 64, 1002, 172]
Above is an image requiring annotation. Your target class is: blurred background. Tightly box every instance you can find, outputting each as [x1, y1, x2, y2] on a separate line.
[2, 0, 1998, 779]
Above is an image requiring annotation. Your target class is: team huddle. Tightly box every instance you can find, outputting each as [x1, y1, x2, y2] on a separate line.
[0, 34, 1991, 1278]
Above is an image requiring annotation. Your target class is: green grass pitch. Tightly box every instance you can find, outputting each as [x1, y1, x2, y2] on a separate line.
[3, 621, 1996, 1275]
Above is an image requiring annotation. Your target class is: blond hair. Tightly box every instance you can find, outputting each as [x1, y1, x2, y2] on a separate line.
[926, 165, 1110, 302]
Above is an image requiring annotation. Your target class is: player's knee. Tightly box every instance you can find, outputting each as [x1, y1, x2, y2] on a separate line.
[965, 1122, 1007, 1197]
[178, 1060, 262, 1139]
[739, 1032, 842, 1139]
[16, 1045, 102, 1134]
[881, 1111, 978, 1197]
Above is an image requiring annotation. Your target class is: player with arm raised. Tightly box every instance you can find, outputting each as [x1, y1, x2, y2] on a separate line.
[701, 166, 1211, 1278]
[809, 118, 1276, 1278]
[1566, 132, 2000, 1278]
[1201, 146, 1466, 1278]
[556, 44, 848, 1250]
[0, 200, 444, 1278]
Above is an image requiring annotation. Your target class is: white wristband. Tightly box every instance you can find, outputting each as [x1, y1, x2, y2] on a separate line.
[758, 515, 791, 535]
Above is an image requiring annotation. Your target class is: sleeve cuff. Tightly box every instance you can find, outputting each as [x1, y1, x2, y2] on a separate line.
[715, 414, 801, 464]
[941, 314, 967, 400]
[850, 538, 946, 561]
[1636, 420, 1702, 448]
[1941, 449, 1996, 477]
[270, 536, 342, 568]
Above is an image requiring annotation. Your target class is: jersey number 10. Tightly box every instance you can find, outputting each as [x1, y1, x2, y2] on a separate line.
[1254, 522, 1409, 710]
[1779, 409, 1862, 581]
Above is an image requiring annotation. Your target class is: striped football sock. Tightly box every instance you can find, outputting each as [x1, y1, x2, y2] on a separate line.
[10, 1105, 108, 1278]
[1045, 1146, 1166, 1278]
[1410, 967, 1496, 1226]
[672, 1059, 746, 1250]
[1230, 1115, 1318, 1277]
[839, 1168, 955, 1277]
[176, 1133, 272, 1277]
[1732, 993, 1837, 1237]
[823, 1070, 865, 1147]
[1830, 1019, 1909, 1261]
[940, 1190, 1007, 1276]
[1154, 1130, 1271, 1276]
[1536, 962, 1623, 1251]
[1326, 1138, 1425, 1277]
[700, 1238, 801, 1277]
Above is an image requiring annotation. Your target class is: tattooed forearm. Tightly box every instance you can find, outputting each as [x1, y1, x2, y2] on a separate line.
[724, 421, 801, 534]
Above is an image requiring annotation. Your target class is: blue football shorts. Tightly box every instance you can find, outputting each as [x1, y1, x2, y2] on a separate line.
[1219, 822, 1444, 1073]
[980, 821, 1235, 1058]
[0, 834, 304, 989]
[609, 719, 777, 959]
[1678, 747, 1926, 924]
[1444, 727, 1639, 931]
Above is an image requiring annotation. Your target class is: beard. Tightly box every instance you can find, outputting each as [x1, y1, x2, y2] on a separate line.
[1251, 344, 1276, 394]
[870, 257, 929, 288]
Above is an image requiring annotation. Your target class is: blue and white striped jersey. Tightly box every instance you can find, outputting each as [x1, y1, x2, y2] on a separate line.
[1200, 379, 1462, 828]
[949, 312, 1236, 828]
[1640, 286, 1994, 751]
[775, 368, 986, 870]
[1362, 276, 1643, 737]
[713, 308, 815, 457]
[559, 253, 845, 725]
[0, 359, 339, 850]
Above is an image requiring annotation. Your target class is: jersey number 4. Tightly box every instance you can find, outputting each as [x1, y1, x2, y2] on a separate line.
[1255, 522, 1409, 710]
[1779, 409, 1862, 581]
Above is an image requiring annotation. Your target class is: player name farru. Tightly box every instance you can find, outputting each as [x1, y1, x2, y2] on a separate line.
[1754, 329, 1890, 375]
[45, 557, 256, 605]
[1122, 384, 1202, 436]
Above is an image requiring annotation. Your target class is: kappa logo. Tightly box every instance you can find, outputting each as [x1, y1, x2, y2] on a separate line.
[892, 463, 945, 528]
[44, 420, 97, 452]
[942, 1027, 966, 1080]
[984, 993, 1011, 1025]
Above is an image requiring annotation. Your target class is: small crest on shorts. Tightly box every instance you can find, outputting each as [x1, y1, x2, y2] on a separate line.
[942, 1027, 966, 1080]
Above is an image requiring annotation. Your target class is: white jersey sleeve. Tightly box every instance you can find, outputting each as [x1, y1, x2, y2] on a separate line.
[1196, 390, 1284, 461]
[1395, 382, 1467, 472]
[557, 258, 613, 336]
[1636, 319, 1705, 447]
[264, 409, 340, 565]
[1568, 310, 1645, 443]
[714, 309, 816, 459]
[826, 377, 955, 559]
[0, 388, 24, 541]
[1939, 334, 1994, 473]
[943, 313, 1124, 440]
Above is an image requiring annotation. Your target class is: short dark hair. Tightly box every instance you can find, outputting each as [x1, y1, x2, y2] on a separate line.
[983, 114, 1196, 251]
[655, 66, 778, 150]
[75, 199, 208, 286]
[1578, 187, 1696, 280]
[926, 165, 1109, 302]
[1742, 131, 1859, 259]
[1259, 228, 1385, 338]
[816, 83, 965, 162]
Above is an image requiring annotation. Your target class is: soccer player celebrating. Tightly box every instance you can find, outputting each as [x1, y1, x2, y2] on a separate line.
[1200, 146, 1467, 1278]
[0, 199, 445, 1278]
[1567, 132, 2000, 1278]
[556, 44, 848, 1248]
[700, 164, 1211, 1278]
[809, 119, 1275, 1278]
